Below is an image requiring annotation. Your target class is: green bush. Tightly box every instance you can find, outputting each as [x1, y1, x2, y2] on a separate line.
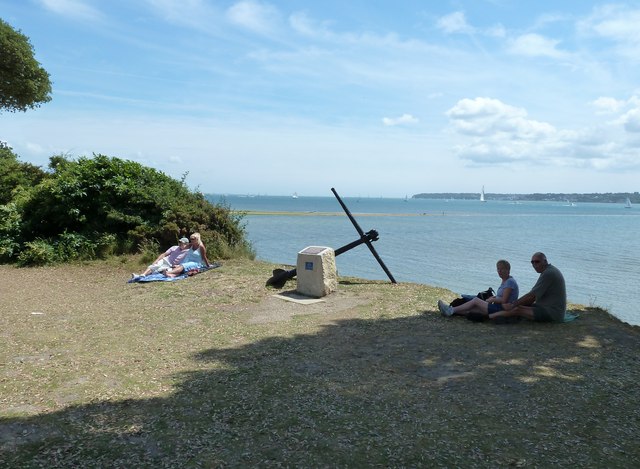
[55, 231, 98, 261]
[95, 233, 118, 258]
[0, 203, 21, 261]
[2, 153, 253, 265]
[138, 239, 160, 264]
[16, 239, 57, 266]
[0, 142, 46, 205]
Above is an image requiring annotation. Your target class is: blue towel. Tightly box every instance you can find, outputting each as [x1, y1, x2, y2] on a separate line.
[563, 312, 579, 322]
[128, 273, 187, 283]
[127, 263, 221, 283]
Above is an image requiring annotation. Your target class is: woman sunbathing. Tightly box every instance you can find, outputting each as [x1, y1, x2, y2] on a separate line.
[163, 232, 211, 277]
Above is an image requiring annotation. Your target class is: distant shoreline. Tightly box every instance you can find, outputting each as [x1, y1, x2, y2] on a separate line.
[413, 192, 639, 203]
[233, 210, 435, 217]
[212, 193, 638, 204]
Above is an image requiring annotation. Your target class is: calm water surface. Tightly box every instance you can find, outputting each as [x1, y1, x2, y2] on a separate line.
[210, 194, 640, 326]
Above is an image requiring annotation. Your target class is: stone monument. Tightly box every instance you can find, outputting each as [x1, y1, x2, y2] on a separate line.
[296, 246, 337, 297]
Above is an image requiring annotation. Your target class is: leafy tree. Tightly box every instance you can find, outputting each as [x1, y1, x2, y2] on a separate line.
[0, 18, 52, 112]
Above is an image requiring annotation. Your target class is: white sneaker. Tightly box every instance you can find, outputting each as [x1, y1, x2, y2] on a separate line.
[438, 300, 454, 317]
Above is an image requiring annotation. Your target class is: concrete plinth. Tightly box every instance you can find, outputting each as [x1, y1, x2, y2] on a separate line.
[296, 246, 337, 298]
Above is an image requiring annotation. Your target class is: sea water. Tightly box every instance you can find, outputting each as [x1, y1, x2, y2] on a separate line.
[209, 194, 640, 326]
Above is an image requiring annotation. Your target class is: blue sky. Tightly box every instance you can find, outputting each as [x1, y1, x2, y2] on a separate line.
[2, 0, 640, 197]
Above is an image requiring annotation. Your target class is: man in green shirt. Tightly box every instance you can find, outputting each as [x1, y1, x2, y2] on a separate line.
[489, 252, 566, 322]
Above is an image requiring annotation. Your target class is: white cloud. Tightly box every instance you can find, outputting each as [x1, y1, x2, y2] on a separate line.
[436, 11, 507, 39]
[583, 5, 640, 44]
[288, 11, 422, 53]
[485, 24, 507, 38]
[591, 97, 626, 114]
[226, 0, 281, 35]
[436, 12, 474, 34]
[531, 13, 568, 30]
[145, 0, 221, 31]
[243, 13, 452, 94]
[579, 5, 640, 59]
[594, 95, 640, 132]
[507, 33, 567, 59]
[619, 108, 640, 133]
[446, 97, 534, 136]
[37, 0, 103, 21]
[289, 12, 327, 38]
[445, 97, 623, 167]
[382, 114, 419, 126]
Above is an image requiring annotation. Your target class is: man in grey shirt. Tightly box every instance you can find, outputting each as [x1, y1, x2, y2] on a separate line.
[489, 252, 566, 322]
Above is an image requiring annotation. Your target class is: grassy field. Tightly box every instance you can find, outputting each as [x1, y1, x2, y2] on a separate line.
[1, 258, 639, 467]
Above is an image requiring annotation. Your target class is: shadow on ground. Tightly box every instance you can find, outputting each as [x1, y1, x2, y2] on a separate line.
[2, 307, 639, 467]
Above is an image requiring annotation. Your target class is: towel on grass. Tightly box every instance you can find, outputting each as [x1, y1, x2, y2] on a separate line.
[128, 273, 187, 283]
[563, 312, 579, 322]
[128, 262, 221, 283]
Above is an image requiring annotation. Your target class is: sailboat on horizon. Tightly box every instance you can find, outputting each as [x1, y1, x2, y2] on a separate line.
[480, 186, 486, 202]
[625, 197, 632, 209]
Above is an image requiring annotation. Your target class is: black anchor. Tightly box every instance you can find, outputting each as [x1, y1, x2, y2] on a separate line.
[266, 187, 396, 288]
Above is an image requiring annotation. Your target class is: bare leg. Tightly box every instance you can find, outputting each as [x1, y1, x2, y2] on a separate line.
[452, 297, 489, 316]
[489, 305, 535, 321]
[132, 267, 153, 279]
[164, 265, 185, 278]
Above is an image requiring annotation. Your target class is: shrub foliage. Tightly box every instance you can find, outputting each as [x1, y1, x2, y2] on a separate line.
[0, 141, 46, 205]
[0, 149, 253, 265]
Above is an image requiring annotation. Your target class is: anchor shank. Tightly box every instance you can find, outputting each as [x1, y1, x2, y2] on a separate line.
[331, 188, 397, 284]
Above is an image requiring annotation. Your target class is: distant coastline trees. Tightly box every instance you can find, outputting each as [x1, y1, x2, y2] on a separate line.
[0, 18, 52, 113]
[0, 148, 254, 266]
[413, 192, 640, 204]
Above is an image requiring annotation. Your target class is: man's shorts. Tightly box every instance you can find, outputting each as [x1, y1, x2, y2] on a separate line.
[149, 257, 172, 273]
[533, 305, 554, 322]
[487, 303, 504, 314]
